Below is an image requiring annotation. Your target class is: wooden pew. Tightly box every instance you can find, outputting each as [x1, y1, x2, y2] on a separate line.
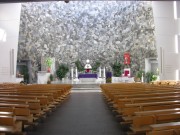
[0, 84, 72, 134]
[0, 115, 23, 135]
[130, 111, 180, 134]
[135, 108, 180, 116]
[0, 111, 13, 116]
[147, 121, 180, 135]
[0, 102, 34, 128]
[100, 83, 180, 135]
[0, 94, 45, 115]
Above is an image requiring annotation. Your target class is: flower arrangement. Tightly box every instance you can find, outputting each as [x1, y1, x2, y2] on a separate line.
[45, 58, 53, 72]
[45, 58, 53, 68]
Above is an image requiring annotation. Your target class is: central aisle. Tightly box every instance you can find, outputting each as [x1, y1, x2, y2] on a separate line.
[29, 92, 126, 135]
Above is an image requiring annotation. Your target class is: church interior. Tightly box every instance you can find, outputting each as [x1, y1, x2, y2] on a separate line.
[0, 1, 180, 135]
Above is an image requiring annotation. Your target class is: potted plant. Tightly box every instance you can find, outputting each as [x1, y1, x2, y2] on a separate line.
[56, 64, 69, 80]
[50, 74, 53, 81]
[45, 58, 53, 73]
[92, 61, 101, 72]
[146, 72, 157, 83]
[111, 61, 122, 77]
[75, 60, 84, 72]
[47, 79, 51, 84]
[135, 70, 145, 82]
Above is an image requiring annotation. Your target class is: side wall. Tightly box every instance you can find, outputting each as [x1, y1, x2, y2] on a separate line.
[0, 3, 21, 83]
[152, 1, 180, 80]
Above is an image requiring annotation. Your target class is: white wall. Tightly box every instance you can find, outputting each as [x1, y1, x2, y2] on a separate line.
[152, 1, 180, 80]
[0, 3, 21, 83]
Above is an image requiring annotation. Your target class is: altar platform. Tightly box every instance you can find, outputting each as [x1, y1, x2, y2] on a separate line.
[52, 78, 106, 84]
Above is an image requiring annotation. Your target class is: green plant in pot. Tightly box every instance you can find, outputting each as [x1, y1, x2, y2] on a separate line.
[75, 60, 84, 72]
[111, 61, 122, 77]
[146, 72, 157, 83]
[92, 61, 101, 72]
[56, 64, 69, 80]
[47, 79, 51, 84]
[45, 58, 53, 73]
[49, 74, 53, 81]
[135, 70, 145, 82]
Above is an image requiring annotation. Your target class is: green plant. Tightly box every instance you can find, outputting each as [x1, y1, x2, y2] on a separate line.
[49, 74, 53, 81]
[21, 66, 29, 83]
[145, 72, 157, 83]
[56, 64, 69, 80]
[92, 61, 101, 71]
[75, 60, 84, 72]
[45, 58, 53, 67]
[152, 75, 157, 81]
[47, 80, 51, 84]
[111, 61, 122, 77]
[136, 70, 145, 79]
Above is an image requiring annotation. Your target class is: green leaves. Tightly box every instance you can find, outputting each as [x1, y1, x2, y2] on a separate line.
[75, 60, 84, 72]
[145, 72, 157, 83]
[45, 58, 53, 67]
[92, 61, 101, 71]
[111, 62, 122, 77]
[136, 70, 145, 79]
[49, 74, 53, 81]
[56, 64, 69, 80]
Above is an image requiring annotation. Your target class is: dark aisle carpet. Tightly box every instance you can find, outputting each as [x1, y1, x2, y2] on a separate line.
[28, 92, 126, 135]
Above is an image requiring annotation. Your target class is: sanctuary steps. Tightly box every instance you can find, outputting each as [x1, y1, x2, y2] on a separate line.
[72, 83, 101, 92]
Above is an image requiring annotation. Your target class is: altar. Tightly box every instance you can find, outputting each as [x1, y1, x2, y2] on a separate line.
[78, 73, 97, 78]
[78, 73, 98, 82]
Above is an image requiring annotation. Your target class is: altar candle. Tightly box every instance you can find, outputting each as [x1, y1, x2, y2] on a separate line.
[99, 67, 101, 78]
[141, 73, 144, 83]
[71, 67, 74, 79]
[103, 67, 106, 78]
[75, 67, 78, 78]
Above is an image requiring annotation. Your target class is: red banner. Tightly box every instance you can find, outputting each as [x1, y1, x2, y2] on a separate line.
[124, 52, 130, 65]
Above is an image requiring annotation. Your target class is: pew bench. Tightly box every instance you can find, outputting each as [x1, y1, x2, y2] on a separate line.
[0, 115, 23, 135]
[147, 121, 180, 135]
[130, 112, 180, 134]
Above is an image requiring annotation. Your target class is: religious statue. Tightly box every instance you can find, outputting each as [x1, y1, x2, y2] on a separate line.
[84, 59, 92, 73]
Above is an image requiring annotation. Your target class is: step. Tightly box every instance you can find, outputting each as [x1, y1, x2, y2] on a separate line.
[72, 84, 100, 88]
[72, 88, 101, 90]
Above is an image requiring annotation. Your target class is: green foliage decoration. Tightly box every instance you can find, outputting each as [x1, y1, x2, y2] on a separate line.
[75, 60, 84, 72]
[111, 61, 122, 77]
[92, 61, 101, 71]
[21, 66, 29, 83]
[136, 70, 145, 79]
[49, 74, 53, 81]
[47, 80, 51, 84]
[145, 72, 157, 83]
[45, 58, 53, 67]
[56, 64, 69, 80]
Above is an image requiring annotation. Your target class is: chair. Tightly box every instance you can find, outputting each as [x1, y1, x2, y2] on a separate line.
[122, 68, 130, 77]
